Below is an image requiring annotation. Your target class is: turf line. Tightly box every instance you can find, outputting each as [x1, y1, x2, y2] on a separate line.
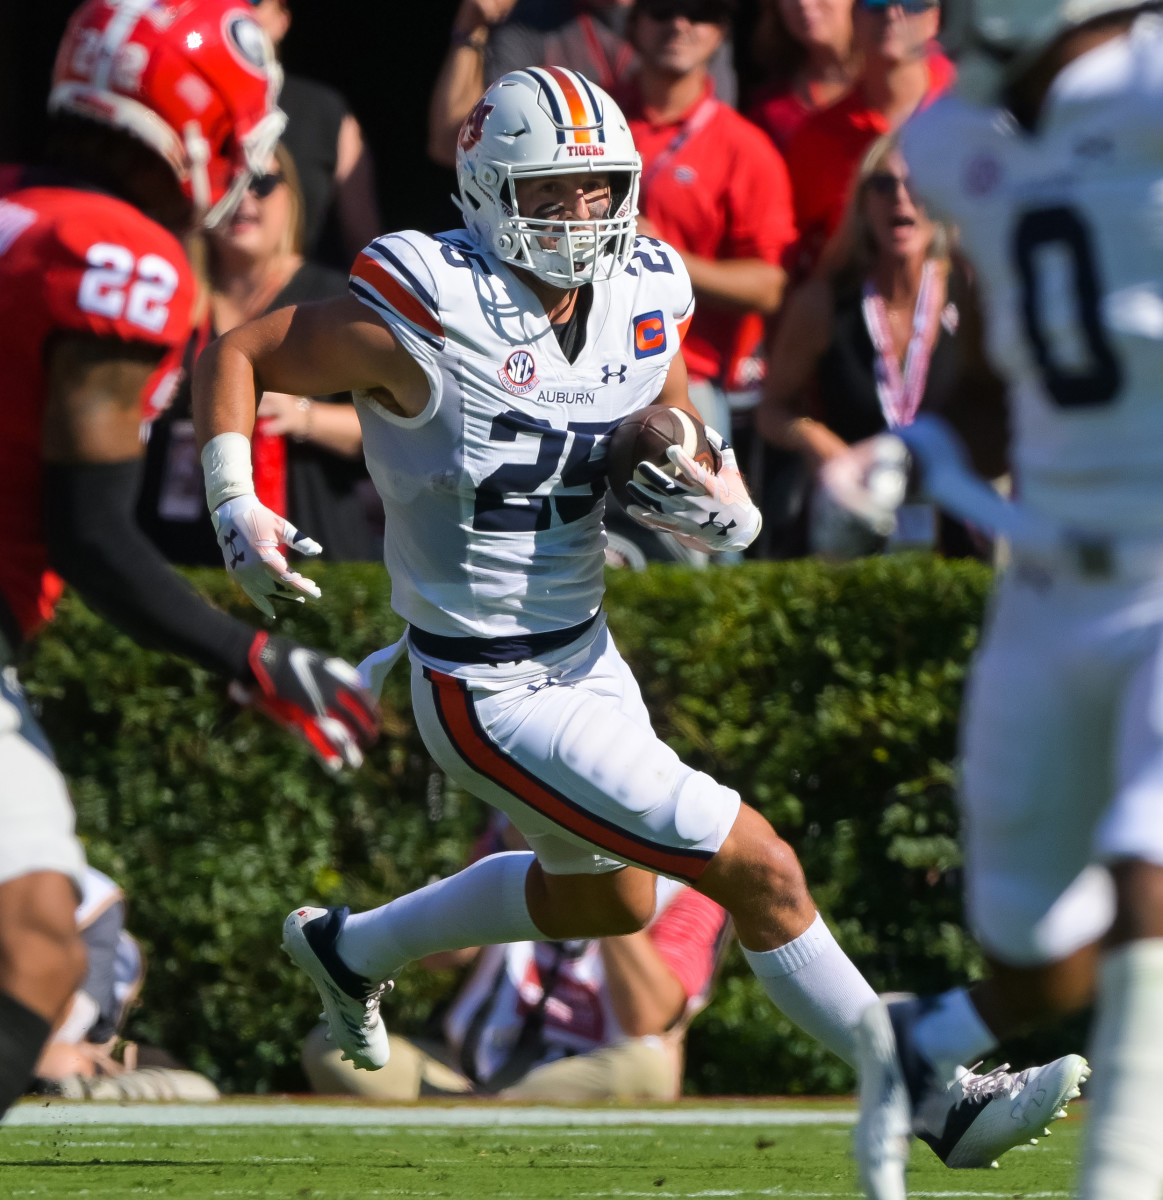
[6, 1102, 857, 1128]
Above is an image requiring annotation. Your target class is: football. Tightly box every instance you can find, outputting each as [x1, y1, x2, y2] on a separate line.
[605, 406, 720, 507]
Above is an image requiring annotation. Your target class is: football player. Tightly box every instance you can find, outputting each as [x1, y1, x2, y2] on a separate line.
[0, 0, 378, 1121]
[195, 67, 1070, 1169]
[827, 3, 1163, 1197]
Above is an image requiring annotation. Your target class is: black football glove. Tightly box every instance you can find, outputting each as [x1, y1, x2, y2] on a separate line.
[234, 632, 380, 773]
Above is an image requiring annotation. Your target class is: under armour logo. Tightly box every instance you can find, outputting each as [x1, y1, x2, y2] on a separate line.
[601, 363, 628, 385]
[222, 529, 245, 568]
[699, 511, 737, 539]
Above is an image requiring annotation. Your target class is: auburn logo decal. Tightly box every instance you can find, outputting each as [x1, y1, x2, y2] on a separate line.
[459, 99, 494, 152]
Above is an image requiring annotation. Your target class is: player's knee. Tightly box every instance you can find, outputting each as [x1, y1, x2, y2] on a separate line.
[716, 806, 811, 910]
[0, 926, 86, 1008]
[605, 889, 656, 935]
[0, 901, 87, 1005]
[971, 864, 1115, 969]
[752, 834, 812, 913]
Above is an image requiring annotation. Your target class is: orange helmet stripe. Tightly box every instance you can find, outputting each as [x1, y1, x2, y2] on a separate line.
[546, 66, 592, 144]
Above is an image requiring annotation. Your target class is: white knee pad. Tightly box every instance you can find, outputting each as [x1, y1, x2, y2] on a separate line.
[968, 862, 1116, 965]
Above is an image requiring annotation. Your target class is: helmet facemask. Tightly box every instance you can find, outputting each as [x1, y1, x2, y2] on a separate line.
[493, 167, 638, 287]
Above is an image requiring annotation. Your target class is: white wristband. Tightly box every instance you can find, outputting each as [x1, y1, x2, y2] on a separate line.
[202, 432, 256, 512]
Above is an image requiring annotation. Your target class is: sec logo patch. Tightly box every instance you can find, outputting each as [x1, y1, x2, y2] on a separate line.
[633, 310, 666, 359]
[498, 349, 539, 395]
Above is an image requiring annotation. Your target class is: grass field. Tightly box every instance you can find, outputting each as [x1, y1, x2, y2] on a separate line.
[1, 1100, 1081, 1199]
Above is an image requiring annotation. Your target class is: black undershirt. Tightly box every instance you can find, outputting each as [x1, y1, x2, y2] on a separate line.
[551, 284, 593, 364]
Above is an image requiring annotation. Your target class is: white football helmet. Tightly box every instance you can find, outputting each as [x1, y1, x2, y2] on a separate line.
[455, 68, 641, 287]
[959, 0, 1149, 103]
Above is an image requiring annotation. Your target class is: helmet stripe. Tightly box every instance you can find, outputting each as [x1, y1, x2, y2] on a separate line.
[92, 0, 156, 91]
[545, 67, 592, 144]
[574, 72, 606, 144]
[524, 68, 567, 145]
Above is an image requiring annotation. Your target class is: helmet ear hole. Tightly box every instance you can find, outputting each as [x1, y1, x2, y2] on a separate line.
[479, 165, 499, 187]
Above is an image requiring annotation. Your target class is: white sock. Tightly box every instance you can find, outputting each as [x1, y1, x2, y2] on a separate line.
[1078, 939, 1163, 1200]
[742, 912, 877, 1067]
[912, 986, 997, 1081]
[336, 851, 542, 982]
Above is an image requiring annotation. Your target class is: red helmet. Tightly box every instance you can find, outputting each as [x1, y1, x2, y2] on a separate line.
[49, 0, 286, 227]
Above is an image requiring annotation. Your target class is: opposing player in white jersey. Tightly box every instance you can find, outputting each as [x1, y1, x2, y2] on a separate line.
[194, 67, 1069, 1169]
[831, 4, 1163, 1197]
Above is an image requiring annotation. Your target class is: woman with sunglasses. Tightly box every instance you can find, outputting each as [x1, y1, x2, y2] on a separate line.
[747, 0, 859, 154]
[139, 146, 380, 565]
[756, 135, 1006, 557]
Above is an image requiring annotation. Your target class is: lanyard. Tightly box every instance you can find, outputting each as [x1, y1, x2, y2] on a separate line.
[575, 14, 633, 92]
[861, 259, 944, 430]
[639, 94, 719, 196]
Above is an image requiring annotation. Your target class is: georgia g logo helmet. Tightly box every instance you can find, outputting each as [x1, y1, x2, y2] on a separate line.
[49, 0, 286, 228]
[454, 68, 642, 288]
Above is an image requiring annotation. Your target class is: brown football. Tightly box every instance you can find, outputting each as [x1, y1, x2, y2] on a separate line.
[605, 406, 719, 507]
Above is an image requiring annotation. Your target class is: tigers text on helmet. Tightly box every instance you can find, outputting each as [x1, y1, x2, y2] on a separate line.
[49, 0, 286, 228]
[455, 68, 641, 288]
[958, 0, 1152, 104]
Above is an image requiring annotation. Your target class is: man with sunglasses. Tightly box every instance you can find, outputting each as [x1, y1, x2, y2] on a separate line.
[784, 0, 953, 275]
[620, 0, 795, 441]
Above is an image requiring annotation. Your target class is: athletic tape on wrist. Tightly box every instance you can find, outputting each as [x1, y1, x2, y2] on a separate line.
[202, 432, 255, 511]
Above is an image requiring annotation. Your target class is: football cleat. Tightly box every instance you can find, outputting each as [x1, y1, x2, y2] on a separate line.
[282, 905, 391, 1071]
[855, 994, 1090, 1198]
[933, 1054, 1090, 1169]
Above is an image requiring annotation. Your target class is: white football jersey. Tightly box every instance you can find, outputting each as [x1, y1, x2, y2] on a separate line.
[348, 228, 694, 640]
[901, 14, 1163, 533]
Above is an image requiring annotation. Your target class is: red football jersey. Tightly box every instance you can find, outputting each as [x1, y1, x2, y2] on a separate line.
[0, 168, 195, 637]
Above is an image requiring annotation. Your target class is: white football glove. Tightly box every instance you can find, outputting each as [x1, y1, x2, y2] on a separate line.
[818, 433, 911, 539]
[212, 493, 323, 619]
[625, 427, 762, 554]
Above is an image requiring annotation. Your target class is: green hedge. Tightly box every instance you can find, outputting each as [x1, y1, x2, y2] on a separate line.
[22, 557, 1080, 1095]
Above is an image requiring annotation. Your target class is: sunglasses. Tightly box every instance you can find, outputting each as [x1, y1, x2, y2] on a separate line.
[637, 0, 731, 23]
[859, 0, 939, 12]
[866, 171, 914, 198]
[248, 172, 285, 198]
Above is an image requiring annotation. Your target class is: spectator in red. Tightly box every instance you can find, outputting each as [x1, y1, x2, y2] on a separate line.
[426, 0, 738, 169]
[622, 0, 796, 437]
[783, 0, 953, 275]
[747, 0, 859, 154]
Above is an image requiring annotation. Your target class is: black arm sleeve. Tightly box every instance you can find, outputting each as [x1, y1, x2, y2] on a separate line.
[43, 458, 255, 680]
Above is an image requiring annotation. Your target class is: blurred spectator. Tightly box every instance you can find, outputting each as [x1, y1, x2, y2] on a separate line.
[31, 867, 219, 1102]
[756, 137, 1003, 557]
[426, 0, 737, 168]
[138, 147, 381, 565]
[747, 0, 858, 154]
[623, 0, 795, 439]
[302, 816, 731, 1100]
[783, 0, 952, 276]
[246, 0, 380, 266]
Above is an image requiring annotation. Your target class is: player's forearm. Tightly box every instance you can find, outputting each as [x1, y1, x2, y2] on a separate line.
[192, 331, 261, 448]
[598, 932, 687, 1037]
[680, 255, 786, 315]
[42, 459, 254, 679]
